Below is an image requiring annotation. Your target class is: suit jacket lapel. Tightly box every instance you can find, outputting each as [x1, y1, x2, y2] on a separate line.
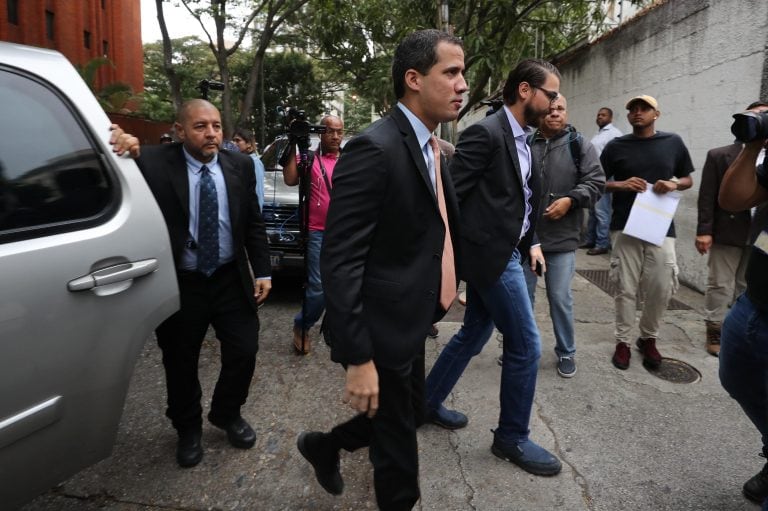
[392, 108, 438, 204]
[498, 108, 524, 190]
[168, 147, 190, 226]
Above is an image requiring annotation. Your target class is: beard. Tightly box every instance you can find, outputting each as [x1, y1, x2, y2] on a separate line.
[524, 102, 550, 128]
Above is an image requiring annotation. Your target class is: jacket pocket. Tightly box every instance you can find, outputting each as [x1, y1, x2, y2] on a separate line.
[363, 276, 403, 302]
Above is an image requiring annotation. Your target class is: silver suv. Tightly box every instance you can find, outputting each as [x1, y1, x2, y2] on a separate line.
[0, 42, 178, 508]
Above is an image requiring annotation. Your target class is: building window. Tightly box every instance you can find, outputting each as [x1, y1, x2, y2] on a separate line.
[84, 31, 91, 49]
[102, 40, 109, 57]
[7, 0, 19, 25]
[45, 11, 55, 40]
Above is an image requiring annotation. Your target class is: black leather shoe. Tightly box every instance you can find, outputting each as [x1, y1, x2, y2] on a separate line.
[297, 431, 344, 495]
[176, 430, 203, 468]
[209, 416, 256, 449]
[491, 437, 561, 476]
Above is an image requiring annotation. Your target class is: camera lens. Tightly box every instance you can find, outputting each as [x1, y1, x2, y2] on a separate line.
[731, 111, 768, 142]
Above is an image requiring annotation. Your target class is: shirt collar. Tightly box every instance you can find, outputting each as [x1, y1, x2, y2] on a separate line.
[183, 146, 219, 174]
[503, 105, 527, 140]
[600, 123, 615, 132]
[397, 102, 432, 149]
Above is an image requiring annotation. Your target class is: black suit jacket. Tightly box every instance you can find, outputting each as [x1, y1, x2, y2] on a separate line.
[320, 107, 460, 371]
[136, 143, 271, 309]
[452, 107, 541, 289]
[697, 142, 753, 246]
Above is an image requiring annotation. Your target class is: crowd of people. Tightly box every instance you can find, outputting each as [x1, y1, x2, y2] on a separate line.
[109, 27, 768, 511]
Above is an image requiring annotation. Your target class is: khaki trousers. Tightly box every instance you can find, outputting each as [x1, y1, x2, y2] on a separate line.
[704, 243, 749, 323]
[609, 232, 678, 343]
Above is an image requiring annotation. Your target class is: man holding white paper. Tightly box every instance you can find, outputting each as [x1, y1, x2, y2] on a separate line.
[600, 95, 694, 370]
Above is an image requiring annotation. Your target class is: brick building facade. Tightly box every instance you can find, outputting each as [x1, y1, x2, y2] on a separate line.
[0, 0, 143, 93]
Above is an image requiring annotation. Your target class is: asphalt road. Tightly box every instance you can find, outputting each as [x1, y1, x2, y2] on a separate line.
[22, 254, 766, 511]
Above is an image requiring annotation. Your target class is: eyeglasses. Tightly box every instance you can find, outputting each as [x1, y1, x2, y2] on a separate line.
[534, 86, 559, 103]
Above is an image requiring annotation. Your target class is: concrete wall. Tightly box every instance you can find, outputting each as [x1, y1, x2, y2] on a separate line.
[553, 0, 768, 290]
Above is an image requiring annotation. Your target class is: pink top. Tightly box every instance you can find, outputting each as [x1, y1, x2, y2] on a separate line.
[300, 151, 339, 231]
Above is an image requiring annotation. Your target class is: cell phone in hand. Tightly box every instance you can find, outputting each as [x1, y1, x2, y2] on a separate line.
[534, 260, 543, 277]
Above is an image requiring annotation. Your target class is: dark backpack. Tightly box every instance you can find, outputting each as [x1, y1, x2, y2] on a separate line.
[528, 125, 582, 171]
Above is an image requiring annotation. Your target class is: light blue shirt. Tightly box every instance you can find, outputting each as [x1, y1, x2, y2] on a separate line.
[397, 102, 437, 191]
[590, 122, 622, 155]
[250, 153, 266, 211]
[180, 149, 234, 271]
[503, 106, 534, 240]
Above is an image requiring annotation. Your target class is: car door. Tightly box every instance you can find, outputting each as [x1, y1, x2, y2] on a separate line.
[0, 45, 179, 508]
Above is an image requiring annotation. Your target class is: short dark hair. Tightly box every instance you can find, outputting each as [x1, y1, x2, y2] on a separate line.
[746, 101, 768, 110]
[502, 59, 561, 105]
[599, 107, 614, 117]
[392, 29, 463, 99]
[233, 127, 255, 143]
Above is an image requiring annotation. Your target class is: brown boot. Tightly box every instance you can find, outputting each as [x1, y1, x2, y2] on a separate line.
[293, 326, 311, 355]
[705, 321, 721, 357]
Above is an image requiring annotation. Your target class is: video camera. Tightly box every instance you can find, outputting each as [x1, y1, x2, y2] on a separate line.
[277, 106, 327, 143]
[197, 79, 225, 100]
[732, 110, 768, 143]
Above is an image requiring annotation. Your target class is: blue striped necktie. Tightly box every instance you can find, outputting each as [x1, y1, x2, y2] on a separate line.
[197, 165, 219, 276]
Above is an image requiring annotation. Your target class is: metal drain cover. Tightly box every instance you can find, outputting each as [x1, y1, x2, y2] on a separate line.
[645, 358, 701, 384]
[575, 269, 692, 311]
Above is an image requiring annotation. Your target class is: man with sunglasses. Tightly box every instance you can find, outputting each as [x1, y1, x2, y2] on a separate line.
[424, 59, 563, 477]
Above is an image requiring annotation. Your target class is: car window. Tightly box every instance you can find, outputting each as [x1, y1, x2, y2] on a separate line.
[0, 66, 115, 242]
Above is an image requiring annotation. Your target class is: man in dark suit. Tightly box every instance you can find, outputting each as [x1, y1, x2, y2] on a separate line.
[696, 100, 768, 356]
[423, 59, 563, 477]
[127, 99, 272, 468]
[296, 30, 465, 510]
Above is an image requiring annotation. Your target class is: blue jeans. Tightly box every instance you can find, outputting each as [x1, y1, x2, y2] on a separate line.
[524, 251, 576, 358]
[425, 250, 541, 443]
[585, 191, 612, 249]
[294, 230, 324, 330]
[719, 293, 768, 457]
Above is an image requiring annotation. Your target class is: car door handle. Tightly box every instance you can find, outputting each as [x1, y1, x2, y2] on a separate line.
[68, 259, 159, 292]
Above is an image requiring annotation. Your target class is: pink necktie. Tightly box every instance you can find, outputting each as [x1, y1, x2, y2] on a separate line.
[430, 136, 456, 311]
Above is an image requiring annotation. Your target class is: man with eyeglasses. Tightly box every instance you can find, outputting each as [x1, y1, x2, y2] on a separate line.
[423, 58, 563, 477]
[600, 95, 694, 371]
[524, 94, 604, 378]
[282, 115, 345, 355]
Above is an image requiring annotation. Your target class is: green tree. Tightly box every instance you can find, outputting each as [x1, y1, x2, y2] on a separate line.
[301, 0, 651, 120]
[152, 0, 311, 136]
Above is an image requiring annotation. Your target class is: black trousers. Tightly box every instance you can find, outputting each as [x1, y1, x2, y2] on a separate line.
[329, 347, 425, 511]
[156, 263, 260, 433]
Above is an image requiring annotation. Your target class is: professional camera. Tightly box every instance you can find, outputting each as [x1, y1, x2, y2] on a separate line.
[277, 106, 327, 142]
[197, 79, 225, 100]
[731, 111, 768, 142]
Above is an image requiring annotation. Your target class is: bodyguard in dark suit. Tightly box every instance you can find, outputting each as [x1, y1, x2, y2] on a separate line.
[134, 100, 272, 467]
[696, 99, 768, 356]
[296, 30, 466, 510]
[424, 59, 563, 476]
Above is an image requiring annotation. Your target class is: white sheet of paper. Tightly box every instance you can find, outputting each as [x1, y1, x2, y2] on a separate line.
[623, 183, 681, 246]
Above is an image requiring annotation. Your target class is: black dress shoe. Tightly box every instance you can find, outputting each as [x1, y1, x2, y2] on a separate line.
[176, 430, 203, 468]
[209, 416, 256, 449]
[297, 431, 344, 495]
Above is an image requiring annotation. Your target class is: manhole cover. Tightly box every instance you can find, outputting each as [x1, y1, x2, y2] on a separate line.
[645, 358, 701, 384]
[575, 269, 691, 311]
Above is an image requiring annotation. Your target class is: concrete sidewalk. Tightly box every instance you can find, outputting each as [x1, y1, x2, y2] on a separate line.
[24, 250, 763, 510]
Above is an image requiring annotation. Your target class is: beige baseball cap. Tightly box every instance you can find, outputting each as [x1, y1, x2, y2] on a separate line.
[625, 94, 659, 110]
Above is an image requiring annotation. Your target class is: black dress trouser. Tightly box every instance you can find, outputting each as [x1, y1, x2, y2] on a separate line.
[329, 347, 425, 511]
[156, 262, 260, 433]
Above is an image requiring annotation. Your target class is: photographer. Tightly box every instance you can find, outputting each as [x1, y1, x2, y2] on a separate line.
[718, 105, 768, 510]
[282, 115, 344, 355]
